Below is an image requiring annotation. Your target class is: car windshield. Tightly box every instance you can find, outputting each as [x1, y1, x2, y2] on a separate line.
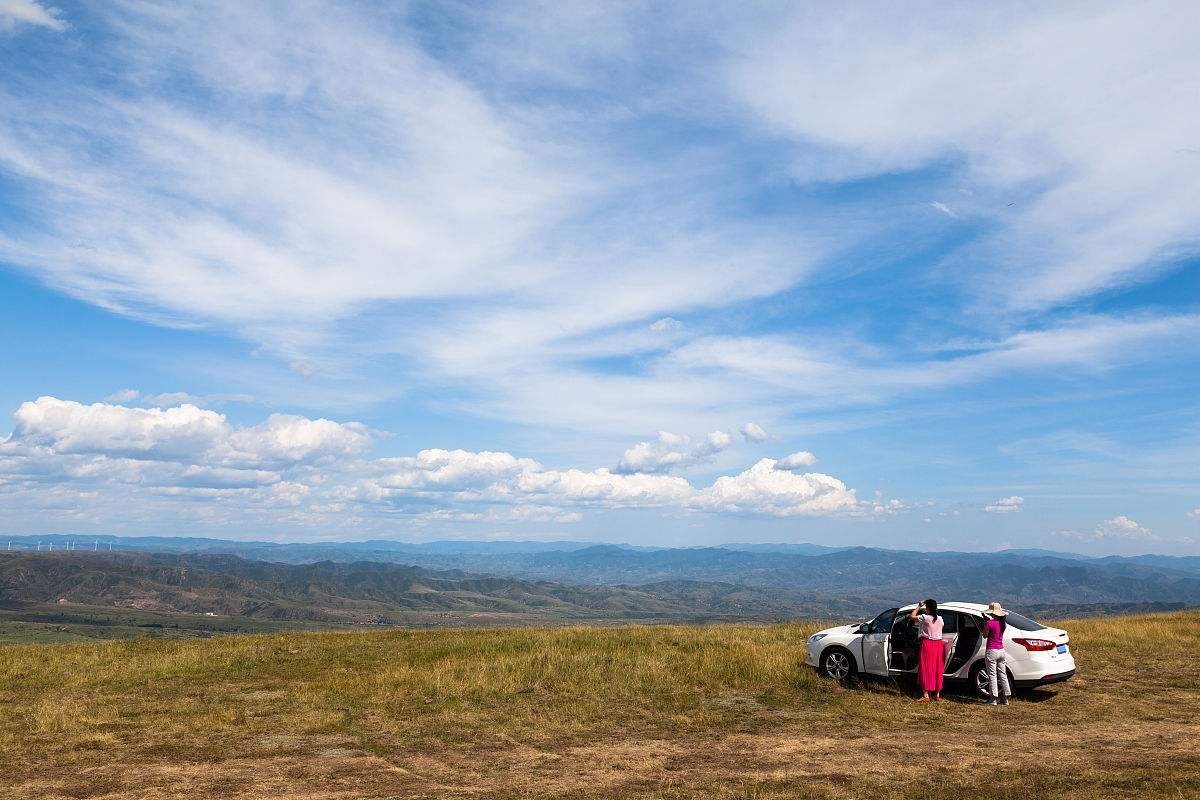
[1004, 611, 1046, 631]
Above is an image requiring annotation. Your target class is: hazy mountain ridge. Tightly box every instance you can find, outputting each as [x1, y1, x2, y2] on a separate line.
[0, 552, 864, 623]
[1, 543, 1198, 626]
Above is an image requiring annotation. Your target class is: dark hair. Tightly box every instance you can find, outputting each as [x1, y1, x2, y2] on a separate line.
[995, 616, 1006, 634]
[924, 598, 938, 618]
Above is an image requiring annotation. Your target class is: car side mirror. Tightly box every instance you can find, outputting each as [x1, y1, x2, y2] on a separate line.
[856, 623, 870, 634]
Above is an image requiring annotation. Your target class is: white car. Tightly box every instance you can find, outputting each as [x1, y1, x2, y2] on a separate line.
[805, 602, 1076, 696]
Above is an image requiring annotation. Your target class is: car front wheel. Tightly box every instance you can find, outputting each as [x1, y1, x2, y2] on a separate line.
[820, 648, 855, 681]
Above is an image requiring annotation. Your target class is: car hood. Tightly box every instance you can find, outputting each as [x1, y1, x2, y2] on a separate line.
[811, 623, 861, 638]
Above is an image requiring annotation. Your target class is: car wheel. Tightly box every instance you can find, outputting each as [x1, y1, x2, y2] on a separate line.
[971, 662, 1016, 699]
[970, 662, 990, 698]
[820, 648, 855, 681]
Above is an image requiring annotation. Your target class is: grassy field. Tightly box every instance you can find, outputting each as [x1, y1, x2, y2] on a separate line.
[0, 611, 1196, 799]
[0, 603, 363, 644]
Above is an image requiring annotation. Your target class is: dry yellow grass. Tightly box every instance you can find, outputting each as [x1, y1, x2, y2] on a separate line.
[0, 611, 1197, 799]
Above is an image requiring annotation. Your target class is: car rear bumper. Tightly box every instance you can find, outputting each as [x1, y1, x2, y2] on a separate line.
[1012, 667, 1075, 688]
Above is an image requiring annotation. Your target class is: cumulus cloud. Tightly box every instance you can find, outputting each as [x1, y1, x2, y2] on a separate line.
[1188, 508, 1200, 519]
[1056, 515, 1158, 543]
[740, 422, 768, 442]
[1, 396, 871, 528]
[984, 495, 1025, 514]
[775, 451, 817, 470]
[616, 430, 734, 474]
[6, 396, 369, 467]
[694, 458, 858, 517]
[0, 0, 64, 31]
[871, 498, 908, 516]
[1093, 515, 1156, 540]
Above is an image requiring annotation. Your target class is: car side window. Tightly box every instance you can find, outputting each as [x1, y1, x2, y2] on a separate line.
[940, 612, 959, 634]
[867, 608, 898, 633]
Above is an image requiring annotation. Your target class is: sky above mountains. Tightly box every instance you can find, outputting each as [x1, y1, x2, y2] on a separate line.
[1, 1, 1197, 553]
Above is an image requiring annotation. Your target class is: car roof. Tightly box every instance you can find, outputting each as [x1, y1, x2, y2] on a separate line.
[897, 602, 988, 614]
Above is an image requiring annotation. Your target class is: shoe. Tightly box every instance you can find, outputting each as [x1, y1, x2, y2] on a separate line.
[999, 698, 1009, 706]
[917, 697, 931, 703]
[986, 700, 998, 706]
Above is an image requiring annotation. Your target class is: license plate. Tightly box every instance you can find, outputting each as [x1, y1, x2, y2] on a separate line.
[1057, 644, 1068, 654]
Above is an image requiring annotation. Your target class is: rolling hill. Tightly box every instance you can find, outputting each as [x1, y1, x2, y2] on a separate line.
[1, 547, 1197, 637]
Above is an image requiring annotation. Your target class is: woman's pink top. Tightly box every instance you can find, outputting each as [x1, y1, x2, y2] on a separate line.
[983, 618, 1005, 650]
[917, 613, 943, 640]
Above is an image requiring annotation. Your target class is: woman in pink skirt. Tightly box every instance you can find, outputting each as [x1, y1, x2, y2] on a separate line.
[909, 598, 945, 702]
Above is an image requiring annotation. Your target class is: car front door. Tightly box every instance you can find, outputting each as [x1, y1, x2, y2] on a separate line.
[861, 607, 898, 676]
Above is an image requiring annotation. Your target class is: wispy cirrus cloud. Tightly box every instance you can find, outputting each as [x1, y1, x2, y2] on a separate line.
[724, 1, 1200, 310]
[0, 3, 1198, 550]
[1, 1, 1195, 444]
[0, 0, 63, 31]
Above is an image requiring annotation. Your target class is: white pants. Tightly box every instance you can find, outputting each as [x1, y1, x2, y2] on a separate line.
[985, 648, 1011, 698]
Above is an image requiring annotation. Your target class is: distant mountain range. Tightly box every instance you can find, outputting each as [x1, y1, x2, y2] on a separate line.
[0, 551, 868, 624]
[1, 536, 1198, 624]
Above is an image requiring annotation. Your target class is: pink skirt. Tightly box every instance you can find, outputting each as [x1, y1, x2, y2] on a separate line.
[918, 637, 947, 692]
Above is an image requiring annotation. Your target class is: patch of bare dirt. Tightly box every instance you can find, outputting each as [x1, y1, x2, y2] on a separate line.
[9, 718, 1200, 799]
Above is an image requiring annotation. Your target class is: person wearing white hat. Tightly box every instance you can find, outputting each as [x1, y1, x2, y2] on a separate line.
[983, 601, 1011, 705]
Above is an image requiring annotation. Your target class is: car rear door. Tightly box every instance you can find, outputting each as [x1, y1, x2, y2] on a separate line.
[861, 607, 898, 676]
[941, 611, 960, 673]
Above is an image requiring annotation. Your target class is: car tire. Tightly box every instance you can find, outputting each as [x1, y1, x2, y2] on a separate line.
[820, 647, 856, 681]
[970, 661, 1016, 699]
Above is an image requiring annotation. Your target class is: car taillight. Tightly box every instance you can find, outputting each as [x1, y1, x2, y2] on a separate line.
[1013, 637, 1056, 651]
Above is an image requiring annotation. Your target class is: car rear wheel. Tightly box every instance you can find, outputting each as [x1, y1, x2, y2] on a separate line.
[970, 661, 1016, 699]
[820, 648, 855, 681]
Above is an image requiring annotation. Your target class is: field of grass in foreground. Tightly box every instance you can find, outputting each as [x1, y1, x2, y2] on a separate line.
[0, 611, 1197, 799]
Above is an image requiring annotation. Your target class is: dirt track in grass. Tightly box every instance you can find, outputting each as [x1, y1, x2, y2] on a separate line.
[2, 611, 1198, 799]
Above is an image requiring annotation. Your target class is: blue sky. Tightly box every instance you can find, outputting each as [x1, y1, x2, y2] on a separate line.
[1, 1, 1197, 553]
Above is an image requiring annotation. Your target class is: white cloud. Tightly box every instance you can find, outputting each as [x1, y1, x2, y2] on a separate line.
[930, 201, 957, 218]
[725, 2, 1200, 310]
[103, 389, 141, 404]
[616, 429, 733, 474]
[1187, 508, 1200, 519]
[871, 498, 908, 516]
[0, 0, 64, 31]
[693, 458, 858, 517]
[984, 495, 1025, 514]
[1, 396, 871, 528]
[371, 449, 541, 492]
[1056, 515, 1158, 542]
[1093, 515, 1156, 540]
[6, 396, 368, 468]
[775, 451, 817, 470]
[1, 2, 1197, 460]
[649, 317, 682, 332]
[740, 422, 768, 442]
[701, 430, 733, 454]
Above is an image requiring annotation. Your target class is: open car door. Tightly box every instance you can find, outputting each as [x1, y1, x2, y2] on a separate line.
[941, 612, 960, 673]
[860, 607, 897, 677]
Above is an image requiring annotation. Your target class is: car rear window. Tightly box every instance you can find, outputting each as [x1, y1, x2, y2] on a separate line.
[1004, 612, 1045, 631]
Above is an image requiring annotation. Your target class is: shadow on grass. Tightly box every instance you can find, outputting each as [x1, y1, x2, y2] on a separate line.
[822, 672, 1061, 705]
